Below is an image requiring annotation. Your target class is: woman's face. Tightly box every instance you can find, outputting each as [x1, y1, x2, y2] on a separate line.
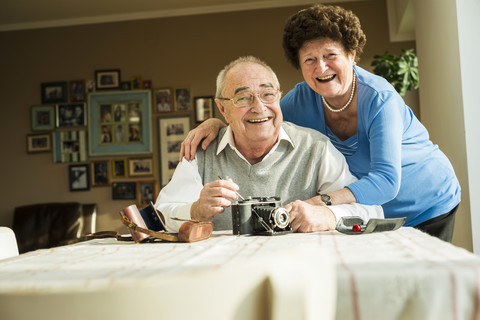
[298, 38, 356, 101]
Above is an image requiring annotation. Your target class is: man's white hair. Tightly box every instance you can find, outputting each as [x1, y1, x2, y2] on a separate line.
[215, 56, 281, 99]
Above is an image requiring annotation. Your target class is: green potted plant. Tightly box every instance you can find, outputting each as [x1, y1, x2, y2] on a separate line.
[371, 48, 419, 96]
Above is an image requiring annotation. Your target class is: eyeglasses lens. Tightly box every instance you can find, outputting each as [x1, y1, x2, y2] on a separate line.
[232, 89, 278, 108]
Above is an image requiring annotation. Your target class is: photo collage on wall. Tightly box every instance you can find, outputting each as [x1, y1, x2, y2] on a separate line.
[27, 68, 214, 206]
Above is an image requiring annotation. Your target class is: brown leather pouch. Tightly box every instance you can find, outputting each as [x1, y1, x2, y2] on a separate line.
[118, 202, 213, 243]
[178, 220, 214, 242]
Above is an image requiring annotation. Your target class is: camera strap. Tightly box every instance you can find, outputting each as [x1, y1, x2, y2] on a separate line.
[121, 215, 180, 242]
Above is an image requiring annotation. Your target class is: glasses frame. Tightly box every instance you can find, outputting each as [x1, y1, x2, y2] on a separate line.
[218, 89, 281, 108]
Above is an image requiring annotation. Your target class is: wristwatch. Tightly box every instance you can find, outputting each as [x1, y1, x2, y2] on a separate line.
[320, 194, 331, 206]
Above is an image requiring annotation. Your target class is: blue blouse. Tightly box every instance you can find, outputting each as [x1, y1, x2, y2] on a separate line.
[281, 66, 460, 226]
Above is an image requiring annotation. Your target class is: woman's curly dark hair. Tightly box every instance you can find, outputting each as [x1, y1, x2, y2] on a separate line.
[282, 4, 366, 69]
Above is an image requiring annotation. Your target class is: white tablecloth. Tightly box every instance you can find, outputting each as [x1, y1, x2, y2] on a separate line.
[1, 227, 480, 320]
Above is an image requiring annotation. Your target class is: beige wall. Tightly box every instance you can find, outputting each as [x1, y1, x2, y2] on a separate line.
[0, 1, 431, 242]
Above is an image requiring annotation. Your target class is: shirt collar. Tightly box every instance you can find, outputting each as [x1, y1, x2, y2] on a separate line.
[216, 125, 294, 160]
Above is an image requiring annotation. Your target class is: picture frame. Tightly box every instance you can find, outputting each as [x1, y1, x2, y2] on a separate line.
[69, 164, 90, 192]
[91, 160, 110, 187]
[120, 81, 131, 91]
[158, 115, 191, 186]
[95, 69, 121, 91]
[41, 81, 68, 104]
[112, 158, 127, 178]
[154, 88, 173, 113]
[174, 88, 192, 112]
[130, 76, 143, 90]
[69, 80, 86, 102]
[56, 103, 87, 128]
[86, 80, 95, 93]
[31, 105, 55, 131]
[52, 130, 87, 163]
[27, 133, 51, 153]
[137, 180, 158, 207]
[112, 182, 137, 200]
[88, 90, 153, 156]
[194, 96, 214, 123]
[143, 80, 152, 89]
[128, 157, 154, 177]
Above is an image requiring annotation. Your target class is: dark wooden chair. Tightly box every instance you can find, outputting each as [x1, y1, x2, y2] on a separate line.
[12, 202, 97, 254]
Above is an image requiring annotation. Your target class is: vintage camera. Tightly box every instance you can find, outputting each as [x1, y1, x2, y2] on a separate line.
[231, 196, 292, 236]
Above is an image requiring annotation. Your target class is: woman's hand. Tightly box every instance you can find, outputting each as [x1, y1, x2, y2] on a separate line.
[180, 118, 226, 161]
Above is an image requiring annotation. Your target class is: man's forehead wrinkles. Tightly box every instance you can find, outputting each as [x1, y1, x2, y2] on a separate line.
[233, 83, 274, 95]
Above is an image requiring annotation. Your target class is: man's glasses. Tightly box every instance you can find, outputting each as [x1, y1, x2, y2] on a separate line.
[218, 88, 281, 108]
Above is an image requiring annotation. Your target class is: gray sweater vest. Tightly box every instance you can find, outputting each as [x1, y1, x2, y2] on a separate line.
[196, 122, 330, 230]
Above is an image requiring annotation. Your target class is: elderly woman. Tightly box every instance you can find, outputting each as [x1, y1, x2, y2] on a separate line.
[180, 4, 460, 242]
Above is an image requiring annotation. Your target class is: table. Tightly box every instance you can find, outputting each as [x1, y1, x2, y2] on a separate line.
[1, 227, 480, 320]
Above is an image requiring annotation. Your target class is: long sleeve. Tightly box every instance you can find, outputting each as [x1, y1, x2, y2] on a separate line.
[154, 158, 203, 232]
[347, 90, 404, 205]
[318, 139, 384, 221]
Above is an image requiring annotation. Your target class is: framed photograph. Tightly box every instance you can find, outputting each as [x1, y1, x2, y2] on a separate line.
[120, 81, 131, 90]
[112, 158, 127, 178]
[154, 88, 173, 113]
[95, 69, 121, 91]
[52, 130, 87, 163]
[86, 80, 95, 93]
[137, 180, 158, 207]
[31, 105, 55, 131]
[143, 80, 152, 89]
[128, 157, 154, 177]
[112, 182, 137, 200]
[41, 81, 68, 104]
[88, 90, 153, 156]
[91, 160, 110, 187]
[174, 88, 192, 112]
[56, 103, 87, 128]
[194, 96, 214, 123]
[130, 76, 143, 90]
[69, 164, 90, 192]
[158, 115, 191, 186]
[69, 80, 86, 102]
[27, 133, 51, 153]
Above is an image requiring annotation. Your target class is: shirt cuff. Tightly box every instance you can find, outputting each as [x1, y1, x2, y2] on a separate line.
[328, 204, 384, 223]
[157, 203, 193, 233]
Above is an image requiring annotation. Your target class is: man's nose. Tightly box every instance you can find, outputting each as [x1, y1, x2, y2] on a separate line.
[249, 94, 267, 112]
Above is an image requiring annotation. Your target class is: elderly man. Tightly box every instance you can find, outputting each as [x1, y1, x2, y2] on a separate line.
[155, 56, 382, 232]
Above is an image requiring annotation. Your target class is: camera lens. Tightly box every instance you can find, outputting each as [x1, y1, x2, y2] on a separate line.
[272, 208, 290, 229]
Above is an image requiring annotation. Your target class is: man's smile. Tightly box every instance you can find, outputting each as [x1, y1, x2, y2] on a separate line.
[247, 117, 271, 123]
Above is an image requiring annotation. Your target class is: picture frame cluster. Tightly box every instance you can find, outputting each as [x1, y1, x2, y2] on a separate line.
[27, 67, 212, 206]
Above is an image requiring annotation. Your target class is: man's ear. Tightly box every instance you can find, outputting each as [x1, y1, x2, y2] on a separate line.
[215, 98, 228, 122]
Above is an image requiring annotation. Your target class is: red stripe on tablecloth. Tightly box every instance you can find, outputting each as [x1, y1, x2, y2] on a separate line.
[387, 231, 461, 320]
[405, 232, 480, 320]
[330, 231, 361, 320]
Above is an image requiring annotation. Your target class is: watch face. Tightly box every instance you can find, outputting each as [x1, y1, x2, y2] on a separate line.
[321, 194, 331, 205]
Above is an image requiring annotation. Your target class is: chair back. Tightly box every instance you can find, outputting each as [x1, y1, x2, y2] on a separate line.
[0, 227, 19, 260]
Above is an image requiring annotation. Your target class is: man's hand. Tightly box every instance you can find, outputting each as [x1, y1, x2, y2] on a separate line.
[190, 178, 239, 221]
[180, 118, 226, 161]
[284, 200, 336, 232]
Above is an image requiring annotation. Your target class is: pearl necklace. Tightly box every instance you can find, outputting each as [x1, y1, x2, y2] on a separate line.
[322, 72, 356, 113]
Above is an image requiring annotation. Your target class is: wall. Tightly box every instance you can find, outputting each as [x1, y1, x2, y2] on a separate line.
[0, 1, 422, 237]
[413, 0, 478, 252]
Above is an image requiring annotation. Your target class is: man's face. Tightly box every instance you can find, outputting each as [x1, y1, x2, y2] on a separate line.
[216, 62, 283, 147]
